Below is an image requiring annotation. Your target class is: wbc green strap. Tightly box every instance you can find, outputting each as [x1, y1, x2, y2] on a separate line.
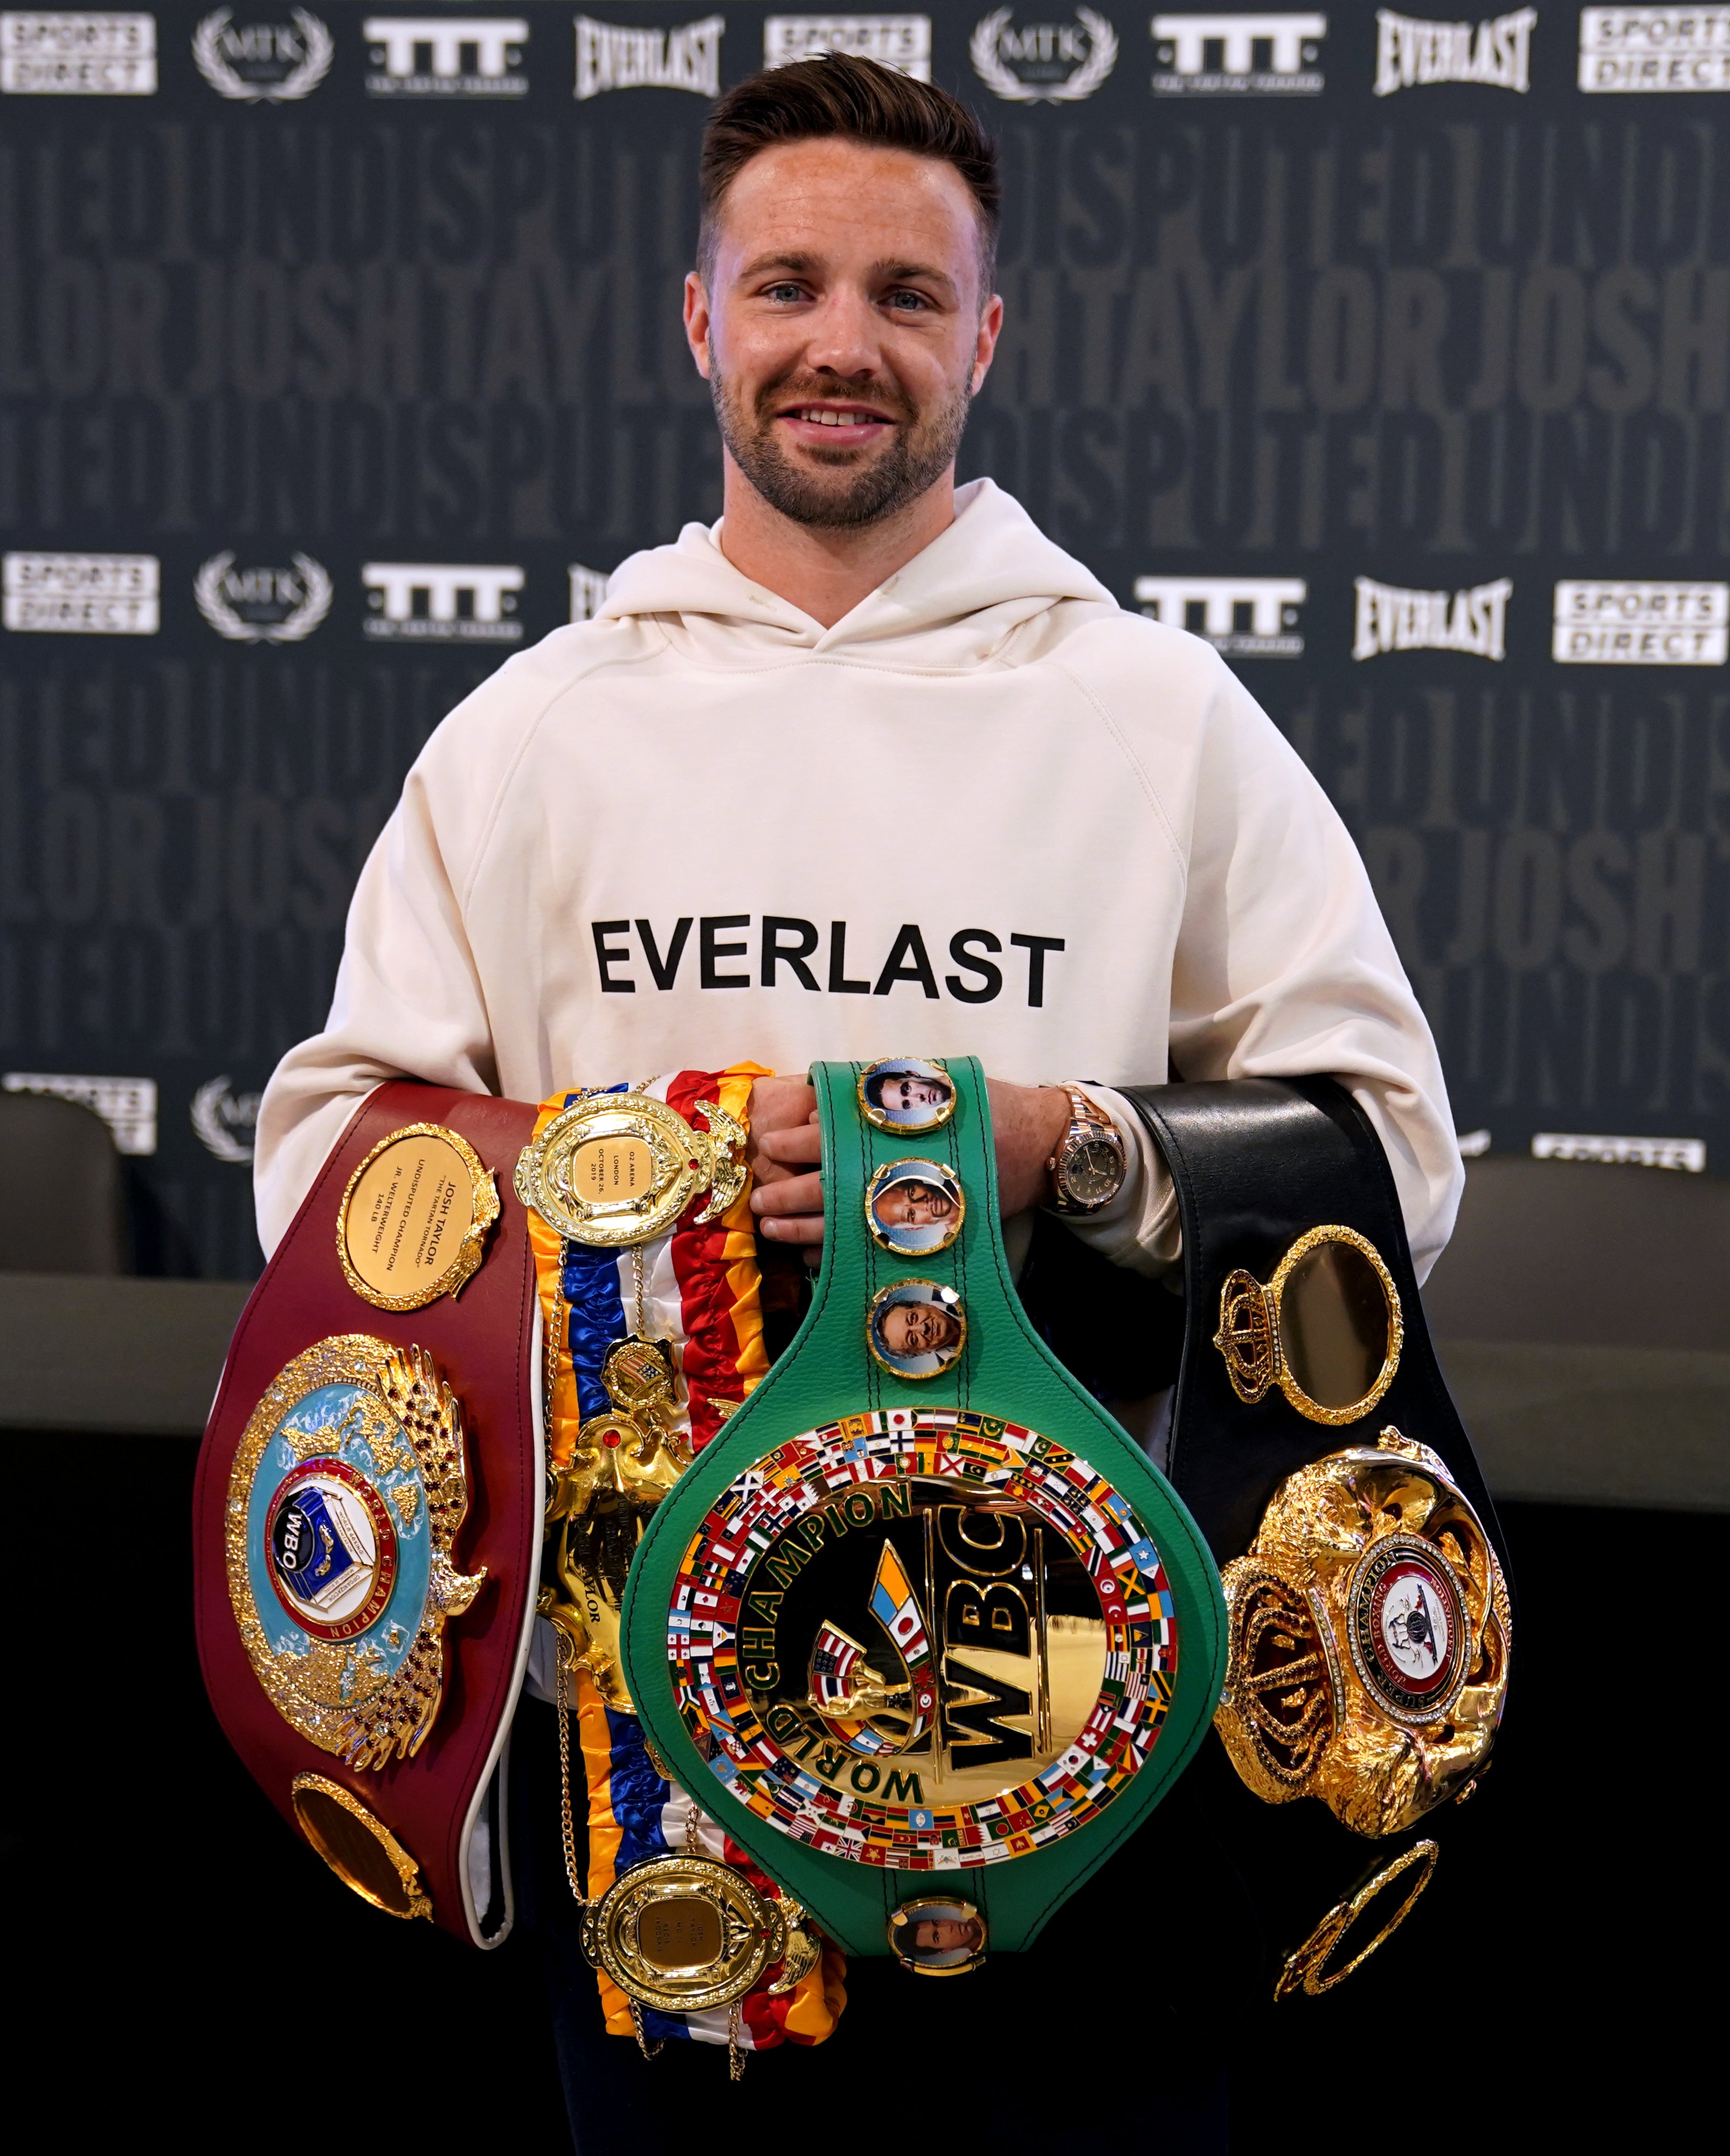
[621, 1059, 1225, 1958]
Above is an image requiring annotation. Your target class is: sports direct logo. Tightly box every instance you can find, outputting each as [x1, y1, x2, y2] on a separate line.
[1373, 7, 1533, 93]
[362, 562, 524, 642]
[364, 15, 528, 93]
[3, 551, 159, 633]
[1354, 576, 1510, 661]
[1151, 11, 1325, 93]
[0, 11, 155, 93]
[764, 15, 931, 78]
[1135, 576, 1306, 657]
[1579, 6, 1730, 92]
[1552, 582, 1729, 666]
[3, 1072, 158, 1153]
[573, 12, 722, 98]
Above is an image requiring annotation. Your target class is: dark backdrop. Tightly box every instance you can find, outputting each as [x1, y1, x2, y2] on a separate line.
[3, 1, 1727, 1275]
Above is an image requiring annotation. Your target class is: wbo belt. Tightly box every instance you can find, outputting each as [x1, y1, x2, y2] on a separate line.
[619, 1058, 1228, 1973]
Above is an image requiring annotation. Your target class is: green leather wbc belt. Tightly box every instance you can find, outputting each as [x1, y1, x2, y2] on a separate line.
[621, 1058, 1226, 1966]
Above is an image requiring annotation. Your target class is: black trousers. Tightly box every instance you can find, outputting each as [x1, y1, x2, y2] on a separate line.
[510, 1699, 1243, 2154]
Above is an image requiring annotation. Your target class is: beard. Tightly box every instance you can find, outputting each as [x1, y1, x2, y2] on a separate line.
[710, 362, 973, 530]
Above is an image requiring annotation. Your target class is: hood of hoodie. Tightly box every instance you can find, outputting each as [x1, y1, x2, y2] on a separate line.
[596, 477, 1117, 671]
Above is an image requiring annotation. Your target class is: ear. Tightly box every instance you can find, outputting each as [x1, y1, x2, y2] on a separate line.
[971, 292, 1004, 395]
[684, 271, 713, 381]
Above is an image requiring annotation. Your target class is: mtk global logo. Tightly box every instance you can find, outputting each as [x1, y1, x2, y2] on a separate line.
[0, 11, 156, 93]
[192, 6, 331, 100]
[1579, 7, 1730, 94]
[573, 13, 722, 99]
[970, 8, 1118, 100]
[1134, 576, 1306, 657]
[363, 562, 524, 643]
[195, 551, 331, 644]
[1353, 576, 1511, 661]
[764, 16, 932, 79]
[364, 15, 528, 94]
[1373, 8, 1533, 93]
[3, 551, 158, 633]
[192, 1075, 260, 1163]
[1151, 11, 1325, 93]
[1552, 581, 1729, 666]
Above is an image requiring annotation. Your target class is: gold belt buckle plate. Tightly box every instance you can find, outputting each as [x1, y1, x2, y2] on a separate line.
[515, 1091, 746, 1248]
[580, 1855, 788, 2014]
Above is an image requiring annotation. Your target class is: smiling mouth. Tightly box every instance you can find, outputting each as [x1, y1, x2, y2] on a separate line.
[781, 405, 895, 429]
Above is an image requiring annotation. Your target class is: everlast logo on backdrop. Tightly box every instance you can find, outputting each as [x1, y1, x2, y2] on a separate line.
[191, 6, 331, 99]
[362, 563, 524, 642]
[1133, 576, 1306, 657]
[1353, 576, 1512, 661]
[1579, 6, 1730, 93]
[2, 551, 158, 633]
[0, 10, 156, 92]
[764, 15, 932, 78]
[363, 15, 528, 94]
[1373, 7, 1534, 94]
[591, 919, 1070, 1008]
[572, 13, 723, 98]
[194, 552, 332, 645]
[969, 7, 1118, 100]
[1151, 10, 1325, 92]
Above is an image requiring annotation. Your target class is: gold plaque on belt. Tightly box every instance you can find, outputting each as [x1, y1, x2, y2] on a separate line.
[338, 1123, 499, 1311]
[580, 1854, 787, 2014]
[515, 1091, 747, 1248]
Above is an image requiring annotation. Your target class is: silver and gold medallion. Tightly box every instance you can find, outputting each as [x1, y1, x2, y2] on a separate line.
[515, 1091, 746, 1248]
[225, 1334, 488, 1768]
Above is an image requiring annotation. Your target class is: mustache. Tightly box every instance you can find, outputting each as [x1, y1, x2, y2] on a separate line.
[752, 371, 917, 425]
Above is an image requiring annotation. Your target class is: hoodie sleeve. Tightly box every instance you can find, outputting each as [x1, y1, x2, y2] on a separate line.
[252, 702, 515, 1257]
[1058, 650, 1461, 1284]
[1160, 656, 1462, 1281]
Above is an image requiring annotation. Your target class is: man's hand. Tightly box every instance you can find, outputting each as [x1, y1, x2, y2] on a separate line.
[748, 1075, 1073, 1257]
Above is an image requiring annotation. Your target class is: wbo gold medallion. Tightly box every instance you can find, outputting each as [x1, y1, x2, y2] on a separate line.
[1213, 1224, 1403, 1425]
[225, 1335, 488, 1768]
[1215, 1428, 1510, 1838]
[515, 1090, 746, 1248]
[337, 1123, 499, 1311]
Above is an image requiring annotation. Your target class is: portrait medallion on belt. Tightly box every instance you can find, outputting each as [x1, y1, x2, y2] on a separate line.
[516, 1090, 746, 1247]
[667, 1408, 1180, 1868]
[225, 1334, 488, 1767]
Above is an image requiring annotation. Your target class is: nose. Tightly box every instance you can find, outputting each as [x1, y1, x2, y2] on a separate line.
[799, 284, 885, 383]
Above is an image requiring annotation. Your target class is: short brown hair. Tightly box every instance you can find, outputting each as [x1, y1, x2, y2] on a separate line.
[697, 52, 1000, 293]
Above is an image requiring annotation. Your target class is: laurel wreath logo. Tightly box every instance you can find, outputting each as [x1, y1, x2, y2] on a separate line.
[194, 551, 333, 644]
[969, 8, 1118, 104]
[192, 8, 334, 103]
[191, 1075, 258, 1163]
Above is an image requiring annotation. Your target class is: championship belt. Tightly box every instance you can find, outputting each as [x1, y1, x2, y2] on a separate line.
[193, 1084, 543, 1946]
[1122, 1079, 1515, 1997]
[520, 1069, 845, 2067]
[618, 1058, 1227, 1973]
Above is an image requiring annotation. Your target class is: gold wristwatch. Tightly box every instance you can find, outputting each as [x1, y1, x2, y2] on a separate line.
[1046, 1086, 1129, 1214]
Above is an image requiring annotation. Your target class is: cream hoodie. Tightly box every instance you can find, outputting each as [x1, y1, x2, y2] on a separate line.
[255, 481, 1462, 1278]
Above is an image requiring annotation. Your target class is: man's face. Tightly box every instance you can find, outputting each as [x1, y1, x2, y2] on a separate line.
[875, 1178, 956, 1231]
[913, 1916, 977, 1955]
[686, 139, 1002, 530]
[884, 1076, 947, 1115]
[880, 1299, 962, 1359]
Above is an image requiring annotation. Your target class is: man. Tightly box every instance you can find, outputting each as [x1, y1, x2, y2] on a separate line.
[254, 51, 1459, 2148]
[870, 1169, 959, 1238]
[874, 1291, 965, 1364]
[861, 1067, 954, 1123]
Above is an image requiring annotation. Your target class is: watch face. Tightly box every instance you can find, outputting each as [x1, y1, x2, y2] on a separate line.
[1064, 1137, 1123, 1205]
